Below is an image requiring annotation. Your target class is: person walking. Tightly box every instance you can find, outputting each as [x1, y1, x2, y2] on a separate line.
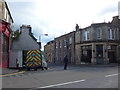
[64, 55, 68, 70]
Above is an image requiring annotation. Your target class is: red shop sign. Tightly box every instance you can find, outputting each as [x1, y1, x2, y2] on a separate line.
[0, 24, 6, 31]
[4, 28, 10, 37]
[0, 25, 10, 37]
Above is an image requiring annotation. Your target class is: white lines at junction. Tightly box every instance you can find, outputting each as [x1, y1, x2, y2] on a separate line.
[105, 73, 119, 77]
[38, 79, 86, 88]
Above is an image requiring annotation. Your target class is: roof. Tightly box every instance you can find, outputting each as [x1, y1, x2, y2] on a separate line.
[13, 25, 38, 43]
[111, 16, 120, 28]
[46, 40, 54, 45]
[55, 31, 75, 39]
[78, 22, 110, 31]
[29, 32, 37, 41]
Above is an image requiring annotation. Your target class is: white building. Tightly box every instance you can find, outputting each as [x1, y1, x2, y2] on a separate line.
[9, 25, 40, 68]
[11, 25, 39, 50]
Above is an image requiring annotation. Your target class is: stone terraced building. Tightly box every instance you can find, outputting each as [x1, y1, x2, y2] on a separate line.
[44, 16, 120, 64]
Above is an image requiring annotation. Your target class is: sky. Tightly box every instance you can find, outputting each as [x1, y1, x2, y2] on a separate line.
[6, 0, 120, 50]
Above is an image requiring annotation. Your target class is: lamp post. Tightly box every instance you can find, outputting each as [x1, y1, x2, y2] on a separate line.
[39, 34, 48, 50]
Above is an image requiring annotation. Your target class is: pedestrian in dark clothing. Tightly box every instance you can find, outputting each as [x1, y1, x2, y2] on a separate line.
[64, 55, 68, 70]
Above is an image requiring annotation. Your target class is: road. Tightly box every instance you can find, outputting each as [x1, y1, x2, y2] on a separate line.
[2, 64, 119, 89]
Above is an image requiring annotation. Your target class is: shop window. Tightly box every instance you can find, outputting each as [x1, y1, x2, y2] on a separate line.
[81, 46, 92, 63]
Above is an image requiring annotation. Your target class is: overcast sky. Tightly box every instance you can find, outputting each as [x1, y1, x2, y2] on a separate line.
[6, 0, 119, 50]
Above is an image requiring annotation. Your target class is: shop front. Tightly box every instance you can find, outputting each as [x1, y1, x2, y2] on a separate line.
[95, 44, 118, 64]
[80, 43, 118, 64]
[0, 20, 11, 68]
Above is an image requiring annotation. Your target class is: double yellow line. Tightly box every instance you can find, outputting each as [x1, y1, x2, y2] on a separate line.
[0, 71, 26, 77]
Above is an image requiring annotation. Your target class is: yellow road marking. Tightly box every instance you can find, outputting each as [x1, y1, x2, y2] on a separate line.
[0, 71, 26, 77]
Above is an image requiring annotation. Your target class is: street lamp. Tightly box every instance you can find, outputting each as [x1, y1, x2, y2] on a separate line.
[39, 34, 48, 49]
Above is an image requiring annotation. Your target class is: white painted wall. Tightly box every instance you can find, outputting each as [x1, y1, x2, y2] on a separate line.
[11, 27, 39, 50]
[10, 26, 39, 68]
[9, 50, 23, 68]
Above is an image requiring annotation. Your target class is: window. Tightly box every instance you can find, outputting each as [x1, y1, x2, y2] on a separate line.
[96, 28, 102, 39]
[108, 29, 115, 40]
[87, 31, 90, 40]
[7, 14, 9, 22]
[64, 39, 67, 47]
[83, 30, 90, 41]
[56, 41, 58, 48]
[69, 37, 72, 44]
[59, 40, 62, 48]
[85, 31, 87, 40]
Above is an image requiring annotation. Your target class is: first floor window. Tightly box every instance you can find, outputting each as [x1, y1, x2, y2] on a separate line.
[64, 40, 67, 47]
[96, 28, 102, 39]
[83, 30, 90, 41]
[108, 29, 115, 40]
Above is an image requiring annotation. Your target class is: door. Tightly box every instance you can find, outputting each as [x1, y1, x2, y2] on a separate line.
[96, 45, 103, 64]
[108, 45, 117, 63]
[23, 50, 28, 66]
[108, 52, 116, 63]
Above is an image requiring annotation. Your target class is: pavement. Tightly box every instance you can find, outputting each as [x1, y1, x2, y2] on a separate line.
[0, 68, 23, 76]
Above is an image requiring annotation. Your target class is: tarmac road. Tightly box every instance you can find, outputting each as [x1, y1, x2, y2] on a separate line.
[2, 64, 119, 89]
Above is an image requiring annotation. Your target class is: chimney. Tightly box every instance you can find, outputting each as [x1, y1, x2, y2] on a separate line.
[75, 24, 79, 31]
[20, 25, 32, 34]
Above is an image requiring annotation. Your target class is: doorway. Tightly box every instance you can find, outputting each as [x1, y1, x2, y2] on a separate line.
[96, 45, 103, 64]
[108, 45, 117, 63]
[108, 52, 116, 63]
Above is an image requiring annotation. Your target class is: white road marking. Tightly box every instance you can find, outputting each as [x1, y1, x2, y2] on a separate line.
[105, 73, 119, 77]
[38, 79, 86, 88]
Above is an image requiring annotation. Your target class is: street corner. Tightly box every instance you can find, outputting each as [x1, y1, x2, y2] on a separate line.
[0, 70, 26, 77]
